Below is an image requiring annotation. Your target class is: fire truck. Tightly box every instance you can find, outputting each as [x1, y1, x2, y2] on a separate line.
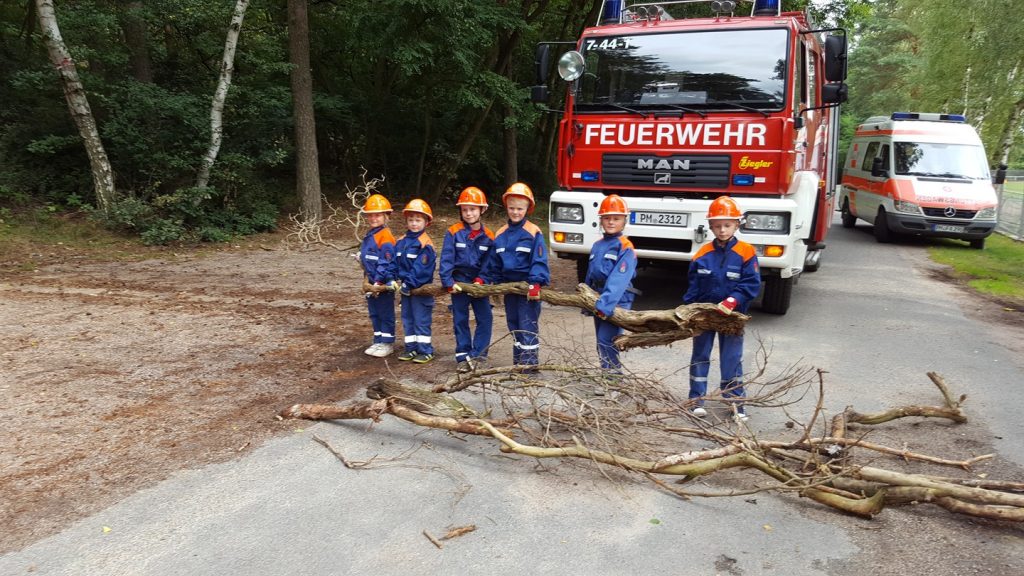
[532, 0, 848, 314]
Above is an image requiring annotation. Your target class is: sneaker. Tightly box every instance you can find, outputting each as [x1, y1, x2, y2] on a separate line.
[412, 353, 434, 364]
[364, 343, 380, 356]
[456, 361, 472, 373]
[691, 406, 708, 418]
[370, 343, 393, 358]
[469, 357, 487, 370]
[735, 410, 749, 423]
[397, 350, 416, 361]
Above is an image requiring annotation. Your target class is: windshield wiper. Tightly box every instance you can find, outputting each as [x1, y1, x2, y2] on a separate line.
[705, 99, 772, 118]
[578, 103, 648, 118]
[651, 104, 707, 118]
[907, 171, 971, 180]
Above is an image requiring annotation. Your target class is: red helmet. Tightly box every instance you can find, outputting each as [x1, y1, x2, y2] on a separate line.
[502, 182, 536, 214]
[403, 198, 433, 223]
[598, 194, 629, 216]
[456, 186, 488, 211]
[361, 194, 392, 214]
[706, 196, 743, 220]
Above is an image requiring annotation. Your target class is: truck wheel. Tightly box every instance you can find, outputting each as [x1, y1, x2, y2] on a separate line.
[969, 238, 985, 250]
[576, 258, 587, 283]
[841, 199, 857, 228]
[760, 276, 793, 315]
[874, 208, 893, 243]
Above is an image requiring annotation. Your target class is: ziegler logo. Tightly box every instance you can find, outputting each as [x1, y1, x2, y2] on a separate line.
[738, 156, 773, 170]
[638, 158, 691, 170]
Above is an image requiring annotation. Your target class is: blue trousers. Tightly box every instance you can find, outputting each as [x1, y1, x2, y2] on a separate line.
[400, 294, 434, 355]
[367, 291, 395, 344]
[504, 294, 540, 366]
[593, 305, 630, 370]
[689, 330, 745, 403]
[450, 292, 493, 361]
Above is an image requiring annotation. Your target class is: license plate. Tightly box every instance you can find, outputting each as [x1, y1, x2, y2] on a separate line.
[933, 224, 965, 233]
[631, 211, 689, 227]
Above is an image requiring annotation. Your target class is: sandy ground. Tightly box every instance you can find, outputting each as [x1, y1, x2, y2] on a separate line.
[0, 219, 580, 554]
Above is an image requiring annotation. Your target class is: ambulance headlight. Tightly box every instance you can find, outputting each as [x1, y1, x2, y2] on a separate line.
[976, 206, 997, 219]
[894, 200, 921, 214]
[742, 212, 789, 233]
[558, 51, 585, 82]
[552, 203, 584, 223]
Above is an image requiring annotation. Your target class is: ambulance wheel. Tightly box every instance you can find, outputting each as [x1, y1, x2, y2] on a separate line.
[760, 276, 793, 315]
[576, 258, 587, 283]
[873, 208, 893, 243]
[969, 238, 985, 250]
[841, 199, 857, 228]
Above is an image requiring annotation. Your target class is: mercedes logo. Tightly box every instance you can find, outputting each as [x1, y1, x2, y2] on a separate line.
[944, 206, 957, 218]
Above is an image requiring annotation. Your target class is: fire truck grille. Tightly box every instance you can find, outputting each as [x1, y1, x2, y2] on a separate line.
[922, 207, 977, 219]
[601, 154, 731, 188]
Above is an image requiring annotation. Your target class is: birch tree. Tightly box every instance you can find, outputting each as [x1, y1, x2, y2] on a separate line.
[196, 0, 250, 190]
[35, 0, 116, 214]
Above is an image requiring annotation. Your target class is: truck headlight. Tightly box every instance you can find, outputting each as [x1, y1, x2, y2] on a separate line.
[976, 206, 997, 219]
[552, 203, 584, 223]
[894, 200, 921, 214]
[742, 212, 789, 233]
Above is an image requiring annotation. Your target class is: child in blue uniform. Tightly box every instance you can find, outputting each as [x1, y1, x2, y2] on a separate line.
[479, 183, 549, 367]
[684, 196, 761, 421]
[439, 186, 495, 373]
[357, 194, 397, 358]
[584, 194, 638, 371]
[388, 199, 437, 364]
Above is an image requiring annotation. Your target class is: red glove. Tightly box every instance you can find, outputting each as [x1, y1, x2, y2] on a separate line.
[472, 277, 485, 285]
[527, 284, 541, 301]
[717, 297, 738, 315]
[595, 309, 608, 320]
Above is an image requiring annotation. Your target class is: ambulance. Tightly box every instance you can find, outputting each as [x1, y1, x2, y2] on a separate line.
[838, 112, 998, 249]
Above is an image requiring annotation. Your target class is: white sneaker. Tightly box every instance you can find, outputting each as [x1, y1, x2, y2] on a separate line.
[370, 343, 393, 358]
[691, 406, 707, 418]
[364, 343, 381, 356]
[735, 410, 749, 423]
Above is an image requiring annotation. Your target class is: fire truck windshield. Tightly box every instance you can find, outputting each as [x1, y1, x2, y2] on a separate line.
[575, 29, 788, 113]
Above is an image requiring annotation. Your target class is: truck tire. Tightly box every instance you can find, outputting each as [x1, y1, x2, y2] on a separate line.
[841, 199, 857, 228]
[760, 276, 793, 315]
[874, 207, 893, 243]
[969, 238, 985, 250]
[576, 258, 587, 283]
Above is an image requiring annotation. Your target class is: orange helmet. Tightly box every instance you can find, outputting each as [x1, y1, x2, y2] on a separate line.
[456, 186, 488, 210]
[403, 198, 433, 223]
[361, 194, 392, 214]
[598, 194, 629, 216]
[706, 196, 743, 220]
[502, 182, 535, 213]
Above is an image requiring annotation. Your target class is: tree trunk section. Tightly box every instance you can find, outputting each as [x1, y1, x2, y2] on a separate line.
[996, 97, 1024, 166]
[288, 0, 322, 223]
[503, 103, 518, 185]
[35, 0, 116, 214]
[119, 1, 152, 83]
[196, 0, 249, 189]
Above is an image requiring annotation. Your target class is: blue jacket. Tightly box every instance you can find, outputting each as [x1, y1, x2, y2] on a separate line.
[359, 225, 396, 284]
[480, 219, 550, 286]
[585, 232, 638, 317]
[684, 236, 761, 313]
[390, 230, 436, 289]
[439, 222, 495, 287]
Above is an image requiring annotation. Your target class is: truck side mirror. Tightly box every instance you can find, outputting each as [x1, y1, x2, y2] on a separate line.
[535, 44, 551, 85]
[871, 156, 888, 178]
[530, 85, 550, 103]
[824, 35, 848, 82]
[821, 82, 848, 104]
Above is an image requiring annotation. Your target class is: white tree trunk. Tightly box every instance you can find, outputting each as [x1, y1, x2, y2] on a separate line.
[196, 0, 250, 189]
[997, 99, 1024, 167]
[35, 0, 116, 213]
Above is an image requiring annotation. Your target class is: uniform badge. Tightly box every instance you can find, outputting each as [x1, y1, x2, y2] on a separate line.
[619, 261, 627, 273]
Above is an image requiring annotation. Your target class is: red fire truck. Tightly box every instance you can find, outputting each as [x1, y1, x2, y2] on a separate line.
[532, 0, 848, 314]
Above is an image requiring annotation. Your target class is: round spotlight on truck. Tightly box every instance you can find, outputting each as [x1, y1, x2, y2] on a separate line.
[557, 51, 585, 81]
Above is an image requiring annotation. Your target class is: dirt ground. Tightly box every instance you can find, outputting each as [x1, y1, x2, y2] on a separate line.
[0, 216, 579, 554]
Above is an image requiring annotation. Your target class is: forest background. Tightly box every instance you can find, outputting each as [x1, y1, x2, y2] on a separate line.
[1, 0, 1022, 244]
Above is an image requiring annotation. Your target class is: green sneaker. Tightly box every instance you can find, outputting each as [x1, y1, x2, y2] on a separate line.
[412, 353, 434, 364]
[397, 350, 416, 361]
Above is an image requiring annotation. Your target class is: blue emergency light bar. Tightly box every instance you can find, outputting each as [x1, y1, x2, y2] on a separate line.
[752, 0, 781, 16]
[601, 0, 623, 24]
[891, 112, 967, 123]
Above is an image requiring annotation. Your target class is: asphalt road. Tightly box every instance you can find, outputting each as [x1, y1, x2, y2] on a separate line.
[3, 215, 1023, 576]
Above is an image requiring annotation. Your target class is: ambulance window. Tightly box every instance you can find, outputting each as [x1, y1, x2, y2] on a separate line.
[879, 144, 891, 170]
[863, 142, 879, 168]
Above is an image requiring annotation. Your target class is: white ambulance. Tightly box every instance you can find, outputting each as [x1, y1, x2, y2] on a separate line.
[839, 112, 998, 249]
